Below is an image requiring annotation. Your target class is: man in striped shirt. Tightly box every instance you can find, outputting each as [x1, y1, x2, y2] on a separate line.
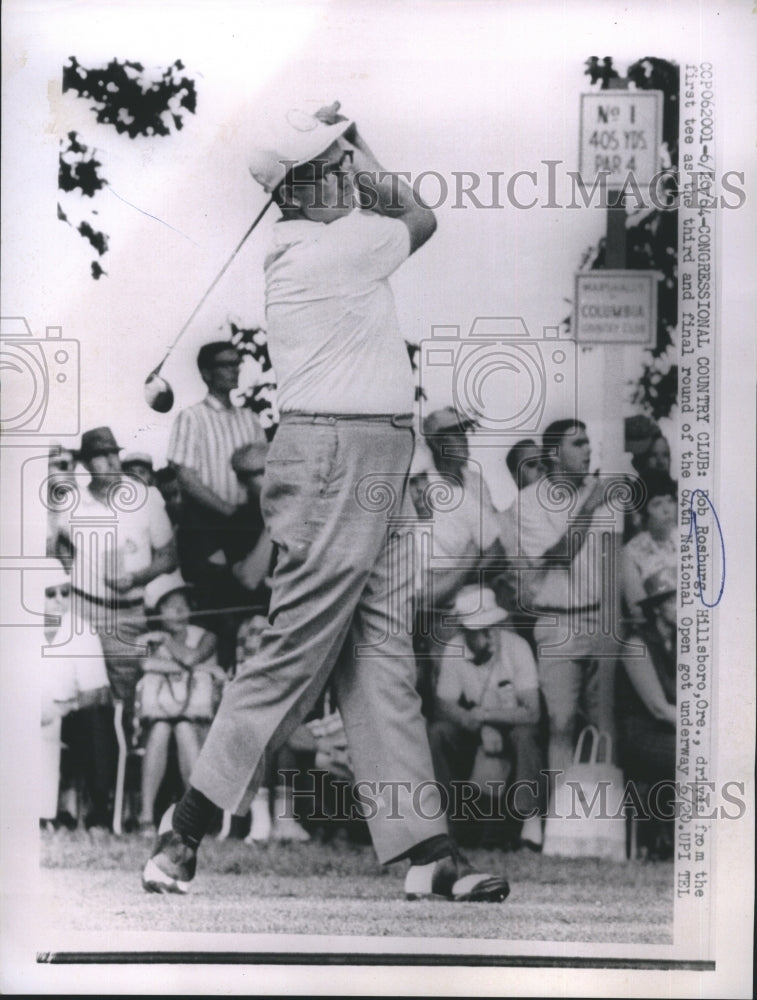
[167, 341, 267, 663]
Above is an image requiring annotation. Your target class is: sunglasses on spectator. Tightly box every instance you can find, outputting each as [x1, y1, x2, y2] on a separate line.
[236, 468, 266, 479]
[211, 358, 242, 369]
[45, 585, 71, 599]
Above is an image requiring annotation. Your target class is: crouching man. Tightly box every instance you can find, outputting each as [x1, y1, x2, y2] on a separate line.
[428, 586, 545, 851]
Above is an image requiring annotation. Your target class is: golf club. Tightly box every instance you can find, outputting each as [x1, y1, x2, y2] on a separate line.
[144, 196, 274, 413]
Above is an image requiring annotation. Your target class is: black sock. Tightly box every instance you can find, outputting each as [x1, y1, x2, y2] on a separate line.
[172, 786, 217, 848]
[391, 833, 455, 867]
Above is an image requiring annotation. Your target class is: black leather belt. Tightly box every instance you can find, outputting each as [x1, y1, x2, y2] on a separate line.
[72, 587, 144, 610]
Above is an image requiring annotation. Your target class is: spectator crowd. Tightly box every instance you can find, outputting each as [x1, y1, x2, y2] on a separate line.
[41, 339, 678, 859]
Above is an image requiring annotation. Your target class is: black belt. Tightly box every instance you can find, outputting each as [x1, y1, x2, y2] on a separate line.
[535, 603, 600, 615]
[73, 587, 144, 610]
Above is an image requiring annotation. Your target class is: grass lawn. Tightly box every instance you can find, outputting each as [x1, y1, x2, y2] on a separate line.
[39, 828, 673, 944]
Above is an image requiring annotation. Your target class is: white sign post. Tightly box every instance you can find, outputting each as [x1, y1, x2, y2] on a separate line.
[579, 90, 663, 186]
[576, 85, 663, 477]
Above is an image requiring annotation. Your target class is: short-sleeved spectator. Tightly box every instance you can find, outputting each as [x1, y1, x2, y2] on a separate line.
[505, 439, 547, 492]
[622, 471, 677, 624]
[167, 343, 266, 666]
[136, 572, 221, 835]
[59, 427, 176, 716]
[617, 566, 677, 858]
[427, 586, 544, 850]
[516, 419, 620, 779]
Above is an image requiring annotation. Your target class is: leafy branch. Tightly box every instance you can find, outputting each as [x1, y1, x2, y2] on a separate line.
[58, 57, 198, 278]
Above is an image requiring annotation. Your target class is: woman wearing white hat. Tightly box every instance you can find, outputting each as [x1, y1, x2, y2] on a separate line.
[136, 571, 223, 836]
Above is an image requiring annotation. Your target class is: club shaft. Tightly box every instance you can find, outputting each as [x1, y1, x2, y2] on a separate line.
[162, 197, 274, 363]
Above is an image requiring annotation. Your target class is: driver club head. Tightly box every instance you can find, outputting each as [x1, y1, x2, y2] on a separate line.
[144, 371, 174, 413]
[141, 198, 275, 416]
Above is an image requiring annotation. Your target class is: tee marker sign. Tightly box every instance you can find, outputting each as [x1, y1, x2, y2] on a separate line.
[579, 91, 663, 186]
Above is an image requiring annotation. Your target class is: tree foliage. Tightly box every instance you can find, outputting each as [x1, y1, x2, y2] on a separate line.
[229, 324, 279, 440]
[58, 132, 109, 278]
[58, 57, 198, 278]
[62, 57, 197, 138]
[406, 340, 426, 402]
[58, 131, 108, 197]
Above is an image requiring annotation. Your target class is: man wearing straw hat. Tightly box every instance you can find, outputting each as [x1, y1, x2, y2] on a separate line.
[143, 103, 510, 902]
[59, 427, 177, 745]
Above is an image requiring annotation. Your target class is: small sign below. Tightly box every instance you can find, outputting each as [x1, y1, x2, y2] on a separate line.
[579, 91, 662, 187]
[574, 270, 657, 345]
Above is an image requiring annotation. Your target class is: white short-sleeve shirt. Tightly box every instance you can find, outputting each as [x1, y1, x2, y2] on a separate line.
[517, 478, 619, 611]
[425, 467, 500, 560]
[264, 210, 414, 414]
[436, 630, 539, 708]
[65, 484, 174, 603]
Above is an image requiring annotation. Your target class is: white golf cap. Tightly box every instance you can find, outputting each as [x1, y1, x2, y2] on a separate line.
[248, 107, 354, 192]
[145, 570, 191, 611]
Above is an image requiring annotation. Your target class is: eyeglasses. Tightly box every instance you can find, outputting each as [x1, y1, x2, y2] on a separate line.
[212, 359, 242, 369]
[45, 585, 71, 599]
[236, 468, 266, 480]
[302, 148, 355, 182]
[326, 148, 354, 175]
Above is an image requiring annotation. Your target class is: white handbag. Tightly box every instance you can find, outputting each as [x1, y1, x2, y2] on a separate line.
[542, 726, 627, 862]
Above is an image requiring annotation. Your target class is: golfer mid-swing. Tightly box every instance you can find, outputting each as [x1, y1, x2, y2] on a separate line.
[143, 102, 510, 902]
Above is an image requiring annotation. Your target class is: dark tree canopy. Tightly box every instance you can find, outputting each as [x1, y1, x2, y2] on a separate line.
[58, 57, 198, 278]
[59, 131, 107, 198]
[230, 323, 278, 439]
[406, 340, 426, 402]
[62, 57, 197, 138]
